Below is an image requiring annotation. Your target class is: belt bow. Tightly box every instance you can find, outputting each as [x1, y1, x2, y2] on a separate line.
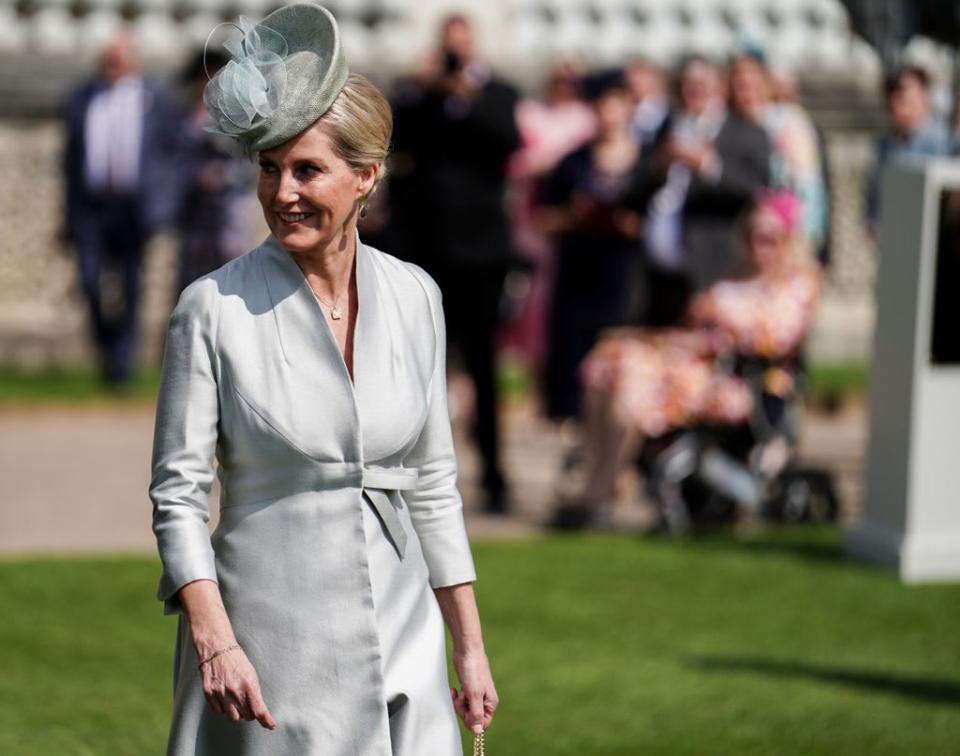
[360, 466, 418, 560]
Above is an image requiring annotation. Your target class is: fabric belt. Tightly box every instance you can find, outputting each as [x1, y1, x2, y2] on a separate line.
[360, 466, 418, 561]
[221, 463, 417, 560]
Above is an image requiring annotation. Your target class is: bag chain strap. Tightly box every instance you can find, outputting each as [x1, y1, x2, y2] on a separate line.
[472, 729, 485, 756]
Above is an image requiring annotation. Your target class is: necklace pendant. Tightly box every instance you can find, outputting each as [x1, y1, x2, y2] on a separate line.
[330, 306, 343, 320]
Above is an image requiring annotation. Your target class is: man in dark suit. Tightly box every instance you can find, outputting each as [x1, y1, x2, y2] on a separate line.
[63, 34, 180, 386]
[636, 55, 771, 323]
[388, 14, 520, 514]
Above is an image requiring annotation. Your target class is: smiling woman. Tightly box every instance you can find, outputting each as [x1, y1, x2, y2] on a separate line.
[257, 74, 391, 259]
[258, 129, 369, 236]
[149, 5, 498, 755]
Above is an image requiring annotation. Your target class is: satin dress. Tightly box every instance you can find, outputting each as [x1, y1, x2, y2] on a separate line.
[149, 232, 476, 755]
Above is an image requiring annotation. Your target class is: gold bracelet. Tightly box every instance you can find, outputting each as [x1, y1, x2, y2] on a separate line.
[197, 643, 241, 670]
[472, 729, 484, 756]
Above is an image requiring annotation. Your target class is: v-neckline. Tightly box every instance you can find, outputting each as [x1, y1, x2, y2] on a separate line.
[276, 231, 364, 392]
[325, 237, 360, 389]
[308, 255, 359, 386]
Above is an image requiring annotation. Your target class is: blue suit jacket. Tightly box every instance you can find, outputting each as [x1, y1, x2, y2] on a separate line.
[63, 76, 182, 239]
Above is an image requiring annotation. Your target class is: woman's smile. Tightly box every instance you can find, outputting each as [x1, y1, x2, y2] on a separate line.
[276, 211, 315, 225]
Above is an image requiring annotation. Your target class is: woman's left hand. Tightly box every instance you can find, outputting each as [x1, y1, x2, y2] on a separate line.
[450, 648, 499, 734]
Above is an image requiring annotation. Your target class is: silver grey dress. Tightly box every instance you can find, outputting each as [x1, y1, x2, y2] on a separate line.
[150, 232, 477, 755]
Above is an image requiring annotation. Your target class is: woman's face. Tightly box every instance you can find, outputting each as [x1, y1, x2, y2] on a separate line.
[729, 58, 770, 121]
[678, 61, 720, 116]
[593, 89, 633, 135]
[256, 122, 375, 255]
[747, 207, 788, 272]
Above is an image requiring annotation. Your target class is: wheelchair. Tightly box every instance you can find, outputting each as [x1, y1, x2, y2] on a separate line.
[636, 354, 838, 534]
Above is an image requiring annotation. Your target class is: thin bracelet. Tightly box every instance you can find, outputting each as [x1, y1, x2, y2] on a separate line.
[197, 643, 241, 669]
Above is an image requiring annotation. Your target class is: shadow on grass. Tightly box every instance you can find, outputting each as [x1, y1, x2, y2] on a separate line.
[676, 527, 851, 567]
[690, 655, 960, 706]
[716, 537, 845, 564]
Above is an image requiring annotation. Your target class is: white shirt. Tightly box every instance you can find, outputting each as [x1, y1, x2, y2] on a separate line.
[84, 75, 144, 193]
[645, 102, 727, 271]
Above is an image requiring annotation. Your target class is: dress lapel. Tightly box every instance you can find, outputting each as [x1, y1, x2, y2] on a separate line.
[262, 227, 390, 401]
[259, 234, 341, 372]
[256, 234, 361, 458]
[255, 231, 429, 462]
[352, 235, 432, 459]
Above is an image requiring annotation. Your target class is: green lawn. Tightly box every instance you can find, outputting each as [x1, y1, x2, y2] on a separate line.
[1, 529, 957, 755]
[805, 361, 869, 404]
[0, 366, 161, 406]
[0, 360, 869, 407]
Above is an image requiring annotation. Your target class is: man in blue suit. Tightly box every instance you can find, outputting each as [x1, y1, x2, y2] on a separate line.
[63, 34, 179, 386]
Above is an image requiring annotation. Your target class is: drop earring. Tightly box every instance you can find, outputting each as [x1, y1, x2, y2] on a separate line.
[358, 194, 368, 219]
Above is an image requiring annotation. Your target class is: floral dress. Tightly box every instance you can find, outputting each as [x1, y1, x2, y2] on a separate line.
[579, 263, 819, 437]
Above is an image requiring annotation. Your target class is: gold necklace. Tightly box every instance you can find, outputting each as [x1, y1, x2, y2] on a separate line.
[310, 287, 344, 320]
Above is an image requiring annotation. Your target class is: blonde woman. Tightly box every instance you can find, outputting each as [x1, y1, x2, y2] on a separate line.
[149, 6, 497, 754]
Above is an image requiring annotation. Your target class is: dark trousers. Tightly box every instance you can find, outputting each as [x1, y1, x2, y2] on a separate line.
[644, 267, 691, 327]
[72, 197, 145, 384]
[436, 266, 508, 502]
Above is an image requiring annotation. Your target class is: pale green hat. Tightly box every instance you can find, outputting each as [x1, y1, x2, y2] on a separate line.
[203, 3, 349, 154]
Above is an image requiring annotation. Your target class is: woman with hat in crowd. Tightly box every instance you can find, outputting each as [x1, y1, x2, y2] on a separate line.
[149, 5, 497, 753]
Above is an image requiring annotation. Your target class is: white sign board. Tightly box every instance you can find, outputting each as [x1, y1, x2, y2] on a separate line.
[846, 159, 960, 582]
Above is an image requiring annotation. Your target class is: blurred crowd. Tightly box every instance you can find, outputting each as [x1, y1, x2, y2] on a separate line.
[358, 15, 829, 523]
[63, 34, 253, 386]
[60, 13, 953, 526]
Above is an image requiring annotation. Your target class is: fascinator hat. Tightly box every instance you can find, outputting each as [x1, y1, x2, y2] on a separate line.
[203, 3, 348, 154]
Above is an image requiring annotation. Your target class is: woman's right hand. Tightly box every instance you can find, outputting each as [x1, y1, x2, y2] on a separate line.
[179, 580, 278, 731]
[199, 645, 278, 730]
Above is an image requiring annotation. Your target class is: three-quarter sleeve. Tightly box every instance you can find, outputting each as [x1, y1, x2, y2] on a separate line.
[403, 268, 478, 589]
[149, 278, 221, 615]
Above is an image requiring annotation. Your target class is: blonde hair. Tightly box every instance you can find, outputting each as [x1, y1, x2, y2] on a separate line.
[318, 73, 393, 197]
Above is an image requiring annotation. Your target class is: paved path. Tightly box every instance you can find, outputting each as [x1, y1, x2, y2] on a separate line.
[0, 400, 866, 555]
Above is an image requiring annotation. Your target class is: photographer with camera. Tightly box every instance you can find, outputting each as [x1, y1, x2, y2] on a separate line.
[388, 14, 521, 515]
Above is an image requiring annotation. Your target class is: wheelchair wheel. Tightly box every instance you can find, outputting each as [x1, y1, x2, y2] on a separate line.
[763, 468, 838, 523]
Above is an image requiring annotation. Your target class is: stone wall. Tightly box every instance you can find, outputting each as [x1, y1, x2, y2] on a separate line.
[0, 119, 178, 369]
[810, 132, 877, 361]
[0, 116, 879, 371]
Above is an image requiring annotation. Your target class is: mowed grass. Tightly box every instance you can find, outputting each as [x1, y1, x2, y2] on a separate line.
[0, 366, 161, 405]
[0, 360, 869, 407]
[1, 529, 958, 755]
